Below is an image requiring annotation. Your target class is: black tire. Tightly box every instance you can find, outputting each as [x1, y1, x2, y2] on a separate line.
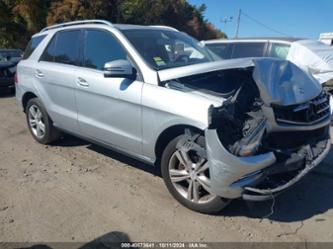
[161, 134, 231, 214]
[25, 98, 61, 144]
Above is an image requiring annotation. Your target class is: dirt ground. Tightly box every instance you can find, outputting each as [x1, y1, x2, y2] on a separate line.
[0, 92, 333, 244]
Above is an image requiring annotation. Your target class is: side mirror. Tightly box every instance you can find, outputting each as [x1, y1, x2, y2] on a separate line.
[103, 59, 136, 79]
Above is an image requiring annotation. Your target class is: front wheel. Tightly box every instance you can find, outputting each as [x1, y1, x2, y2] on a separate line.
[161, 133, 230, 214]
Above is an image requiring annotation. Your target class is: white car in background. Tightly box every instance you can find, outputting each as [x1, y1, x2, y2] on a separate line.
[320, 32, 333, 46]
[203, 38, 333, 114]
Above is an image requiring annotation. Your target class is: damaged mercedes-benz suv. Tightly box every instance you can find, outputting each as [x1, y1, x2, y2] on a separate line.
[17, 20, 331, 214]
[161, 58, 331, 212]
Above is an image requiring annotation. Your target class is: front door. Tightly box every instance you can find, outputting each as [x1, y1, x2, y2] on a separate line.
[75, 29, 143, 155]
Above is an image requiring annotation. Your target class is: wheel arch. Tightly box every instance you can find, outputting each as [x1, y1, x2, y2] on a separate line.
[154, 124, 203, 164]
[22, 91, 38, 112]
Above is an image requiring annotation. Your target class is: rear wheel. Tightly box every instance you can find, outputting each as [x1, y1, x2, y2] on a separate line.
[26, 98, 61, 144]
[161, 133, 230, 214]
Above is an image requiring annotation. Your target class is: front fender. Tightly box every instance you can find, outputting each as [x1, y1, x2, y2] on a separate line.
[205, 128, 276, 198]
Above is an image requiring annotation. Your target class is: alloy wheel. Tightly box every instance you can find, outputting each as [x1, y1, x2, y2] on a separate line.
[168, 148, 216, 204]
[28, 104, 46, 139]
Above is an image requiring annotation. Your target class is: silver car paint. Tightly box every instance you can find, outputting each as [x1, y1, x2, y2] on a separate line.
[16, 22, 331, 200]
[141, 82, 222, 159]
[205, 128, 277, 198]
[74, 66, 143, 155]
[17, 24, 225, 162]
[35, 61, 80, 133]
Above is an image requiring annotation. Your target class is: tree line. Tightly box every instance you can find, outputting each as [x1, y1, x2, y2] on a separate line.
[0, 0, 226, 49]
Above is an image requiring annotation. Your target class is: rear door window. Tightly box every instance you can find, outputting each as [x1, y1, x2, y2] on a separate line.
[40, 30, 81, 66]
[269, 43, 290, 59]
[231, 42, 266, 58]
[22, 35, 46, 60]
[206, 43, 232, 59]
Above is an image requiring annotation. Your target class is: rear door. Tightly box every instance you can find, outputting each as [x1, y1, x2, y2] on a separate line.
[74, 29, 143, 155]
[37, 30, 82, 133]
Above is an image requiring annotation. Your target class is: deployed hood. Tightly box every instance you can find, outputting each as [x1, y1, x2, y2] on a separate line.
[158, 58, 253, 82]
[159, 58, 322, 106]
[252, 58, 322, 106]
[287, 40, 333, 83]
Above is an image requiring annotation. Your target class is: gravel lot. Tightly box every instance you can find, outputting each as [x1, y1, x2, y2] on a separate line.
[0, 93, 333, 244]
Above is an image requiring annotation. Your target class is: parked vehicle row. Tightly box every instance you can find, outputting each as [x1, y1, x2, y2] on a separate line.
[0, 49, 22, 93]
[15, 20, 331, 213]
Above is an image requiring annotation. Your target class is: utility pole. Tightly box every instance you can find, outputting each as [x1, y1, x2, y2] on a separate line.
[220, 16, 233, 37]
[235, 8, 241, 38]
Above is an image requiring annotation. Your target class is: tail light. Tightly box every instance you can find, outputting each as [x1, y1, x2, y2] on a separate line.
[14, 72, 18, 84]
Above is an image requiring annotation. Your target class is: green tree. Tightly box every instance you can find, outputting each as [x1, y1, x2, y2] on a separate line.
[0, 0, 52, 48]
[1, 0, 225, 49]
[118, 0, 225, 40]
[47, 0, 225, 40]
[47, 0, 117, 25]
[13, 0, 51, 33]
[0, 0, 25, 48]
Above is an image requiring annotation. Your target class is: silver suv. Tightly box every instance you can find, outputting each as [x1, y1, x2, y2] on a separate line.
[16, 20, 331, 214]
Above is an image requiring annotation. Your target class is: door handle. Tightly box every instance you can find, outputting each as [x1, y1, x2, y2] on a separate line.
[76, 77, 89, 87]
[35, 69, 44, 78]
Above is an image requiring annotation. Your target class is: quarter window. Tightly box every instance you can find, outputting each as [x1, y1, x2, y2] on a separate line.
[23, 35, 46, 60]
[83, 30, 127, 70]
[40, 30, 81, 66]
[232, 42, 266, 58]
[270, 43, 290, 59]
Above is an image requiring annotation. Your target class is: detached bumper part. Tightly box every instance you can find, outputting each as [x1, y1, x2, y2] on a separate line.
[205, 128, 331, 200]
[205, 128, 276, 199]
[242, 138, 331, 201]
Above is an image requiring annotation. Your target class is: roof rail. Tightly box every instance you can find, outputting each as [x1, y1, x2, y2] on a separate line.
[41, 19, 112, 32]
[149, 25, 179, 32]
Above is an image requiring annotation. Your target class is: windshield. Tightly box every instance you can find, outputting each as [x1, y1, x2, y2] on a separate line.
[122, 29, 215, 70]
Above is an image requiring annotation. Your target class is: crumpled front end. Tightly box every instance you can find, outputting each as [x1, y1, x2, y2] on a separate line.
[205, 59, 331, 200]
[206, 128, 330, 200]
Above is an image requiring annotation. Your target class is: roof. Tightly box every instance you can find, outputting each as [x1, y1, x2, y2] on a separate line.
[39, 20, 178, 33]
[113, 24, 178, 31]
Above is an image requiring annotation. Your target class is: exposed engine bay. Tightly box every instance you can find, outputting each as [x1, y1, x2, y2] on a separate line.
[165, 67, 266, 156]
[164, 60, 330, 157]
[163, 58, 331, 199]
